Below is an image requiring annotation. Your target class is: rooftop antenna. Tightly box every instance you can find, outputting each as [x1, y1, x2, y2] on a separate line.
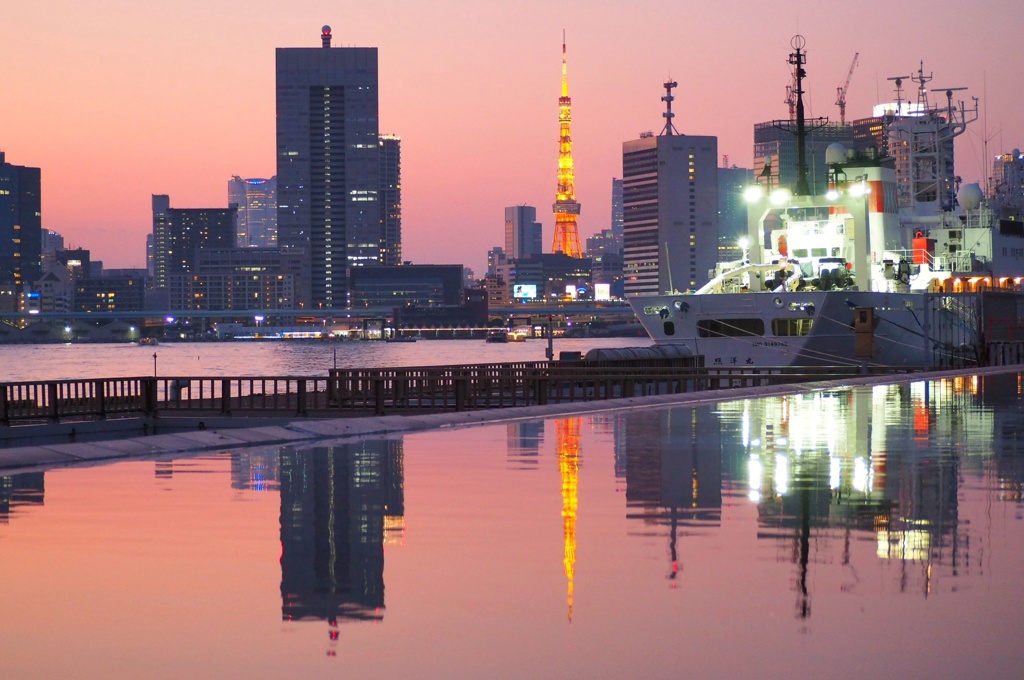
[660, 80, 680, 136]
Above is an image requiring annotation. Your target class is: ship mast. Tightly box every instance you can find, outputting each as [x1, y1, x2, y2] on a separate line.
[771, 35, 829, 196]
[551, 31, 582, 258]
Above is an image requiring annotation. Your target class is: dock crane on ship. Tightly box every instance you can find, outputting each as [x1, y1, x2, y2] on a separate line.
[835, 52, 859, 125]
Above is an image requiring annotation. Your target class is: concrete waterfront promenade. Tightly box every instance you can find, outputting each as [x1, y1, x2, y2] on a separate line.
[2, 365, 1018, 474]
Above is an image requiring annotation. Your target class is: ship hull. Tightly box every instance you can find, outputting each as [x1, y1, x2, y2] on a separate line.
[629, 290, 983, 369]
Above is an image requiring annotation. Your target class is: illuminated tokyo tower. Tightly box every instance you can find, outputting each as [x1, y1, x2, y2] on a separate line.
[551, 32, 582, 258]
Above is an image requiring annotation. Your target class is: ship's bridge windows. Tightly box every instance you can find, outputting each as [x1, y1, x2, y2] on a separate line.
[772, 318, 814, 336]
[697, 318, 765, 337]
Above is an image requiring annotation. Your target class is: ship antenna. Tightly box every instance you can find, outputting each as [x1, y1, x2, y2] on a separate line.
[770, 35, 829, 196]
[887, 75, 910, 114]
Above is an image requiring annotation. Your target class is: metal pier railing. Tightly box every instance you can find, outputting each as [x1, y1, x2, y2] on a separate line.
[0, 357, 921, 427]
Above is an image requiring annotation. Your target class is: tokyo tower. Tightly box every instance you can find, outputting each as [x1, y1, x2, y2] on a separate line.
[551, 33, 582, 258]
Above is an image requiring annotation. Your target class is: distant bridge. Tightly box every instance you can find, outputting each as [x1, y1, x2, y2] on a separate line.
[0, 302, 637, 324]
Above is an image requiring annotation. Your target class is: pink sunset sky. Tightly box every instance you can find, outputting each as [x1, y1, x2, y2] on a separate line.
[2, 0, 1022, 275]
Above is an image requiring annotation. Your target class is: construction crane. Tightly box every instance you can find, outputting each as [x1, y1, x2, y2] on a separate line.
[785, 84, 796, 120]
[835, 52, 859, 125]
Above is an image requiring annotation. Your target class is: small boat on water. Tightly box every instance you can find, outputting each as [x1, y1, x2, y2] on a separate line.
[485, 329, 510, 343]
[139, 337, 159, 346]
[385, 335, 417, 343]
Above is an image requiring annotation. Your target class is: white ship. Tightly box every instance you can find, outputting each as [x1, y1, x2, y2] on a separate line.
[629, 43, 1024, 369]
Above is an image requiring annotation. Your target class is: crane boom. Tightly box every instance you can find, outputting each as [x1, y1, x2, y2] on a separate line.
[835, 52, 859, 125]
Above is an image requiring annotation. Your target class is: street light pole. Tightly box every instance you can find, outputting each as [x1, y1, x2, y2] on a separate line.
[546, 315, 554, 362]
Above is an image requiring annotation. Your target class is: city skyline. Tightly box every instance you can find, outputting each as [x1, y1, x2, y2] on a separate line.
[2, 1, 1022, 276]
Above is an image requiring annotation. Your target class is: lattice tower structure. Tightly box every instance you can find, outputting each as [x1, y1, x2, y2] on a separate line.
[552, 36, 582, 257]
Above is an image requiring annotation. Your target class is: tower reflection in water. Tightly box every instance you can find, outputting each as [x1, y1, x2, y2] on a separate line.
[279, 439, 405, 635]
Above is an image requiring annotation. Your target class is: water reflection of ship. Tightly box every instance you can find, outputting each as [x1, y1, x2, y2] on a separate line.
[981, 372, 1024, 512]
[279, 439, 405, 628]
[731, 382, 977, 609]
[607, 372, 1012, 612]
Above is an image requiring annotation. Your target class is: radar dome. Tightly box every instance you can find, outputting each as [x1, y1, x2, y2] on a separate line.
[825, 143, 847, 165]
[322, 25, 332, 34]
[958, 183, 983, 210]
[1014, 148, 1022, 158]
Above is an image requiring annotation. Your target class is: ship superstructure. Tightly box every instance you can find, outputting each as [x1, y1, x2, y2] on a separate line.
[627, 36, 1024, 369]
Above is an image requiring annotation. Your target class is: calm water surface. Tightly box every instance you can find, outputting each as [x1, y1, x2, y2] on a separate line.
[0, 337, 649, 382]
[1, 372, 1022, 678]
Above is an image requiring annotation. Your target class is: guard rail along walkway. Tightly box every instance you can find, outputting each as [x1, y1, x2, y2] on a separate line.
[1, 356, 917, 427]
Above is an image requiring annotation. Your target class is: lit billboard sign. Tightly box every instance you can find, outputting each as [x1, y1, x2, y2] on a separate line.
[594, 283, 611, 301]
[513, 284, 537, 299]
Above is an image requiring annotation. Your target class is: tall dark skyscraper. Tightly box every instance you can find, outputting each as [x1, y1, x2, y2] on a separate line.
[151, 194, 236, 290]
[0, 152, 42, 291]
[379, 135, 402, 267]
[276, 26, 380, 310]
[611, 177, 624, 245]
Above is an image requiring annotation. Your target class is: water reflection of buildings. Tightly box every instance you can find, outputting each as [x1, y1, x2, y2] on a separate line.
[0, 472, 44, 522]
[618, 409, 723, 581]
[279, 439, 405, 625]
[231, 450, 281, 491]
[506, 421, 544, 470]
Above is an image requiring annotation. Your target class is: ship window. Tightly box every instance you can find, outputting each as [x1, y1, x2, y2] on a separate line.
[792, 249, 808, 258]
[811, 248, 827, 257]
[697, 319, 765, 337]
[772, 318, 814, 336]
[663, 321, 675, 336]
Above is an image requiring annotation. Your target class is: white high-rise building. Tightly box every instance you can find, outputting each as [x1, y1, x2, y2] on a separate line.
[622, 83, 718, 295]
